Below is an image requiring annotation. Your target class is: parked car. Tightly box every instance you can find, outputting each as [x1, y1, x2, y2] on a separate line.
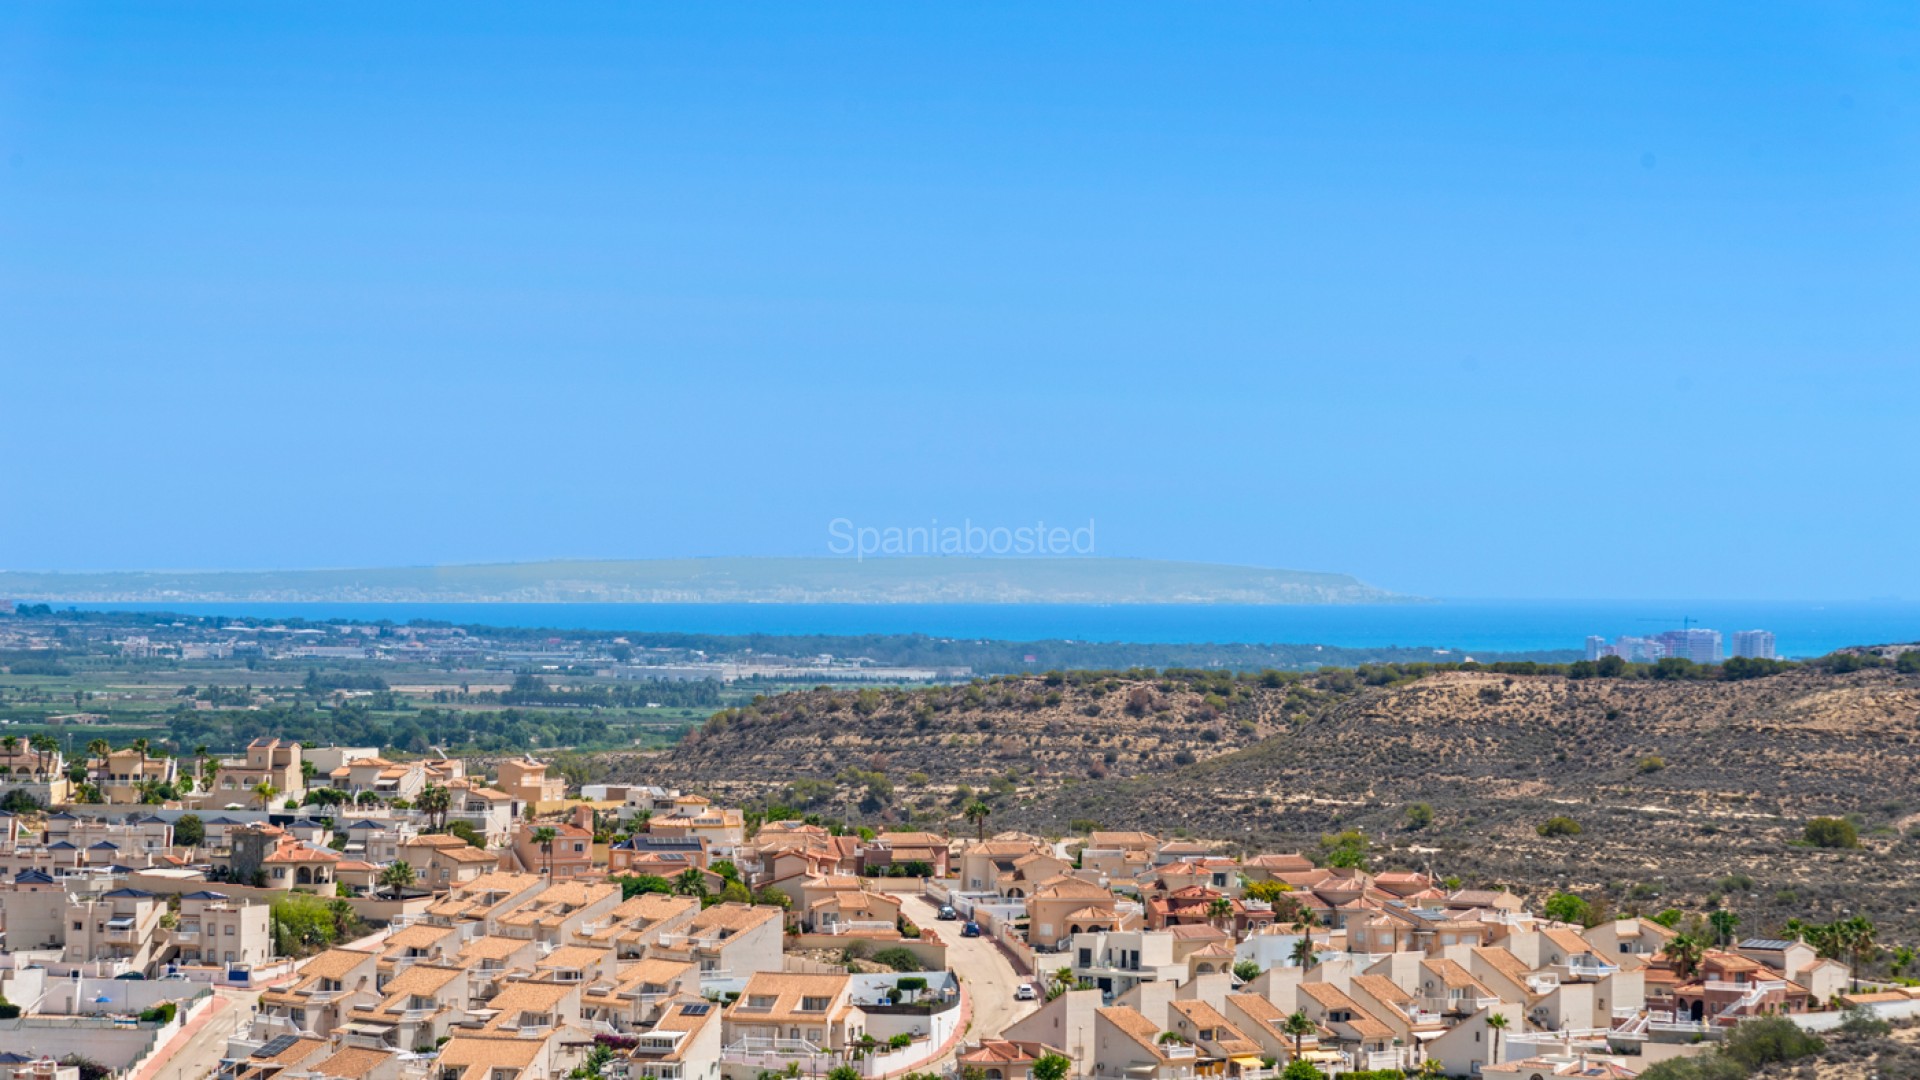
[1014, 983, 1036, 1001]
[962, 921, 983, 938]
[937, 905, 958, 921]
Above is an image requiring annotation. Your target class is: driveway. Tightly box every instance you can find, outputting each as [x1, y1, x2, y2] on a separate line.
[899, 893, 1036, 1044]
[133, 986, 259, 1080]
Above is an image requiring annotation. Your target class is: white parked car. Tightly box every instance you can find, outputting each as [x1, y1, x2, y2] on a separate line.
[1014, 983, 1036, 1001]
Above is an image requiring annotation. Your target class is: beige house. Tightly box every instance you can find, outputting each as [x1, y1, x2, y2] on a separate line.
[258, 947, 382, 1039]
[495, 879, 623, 944]
[1091, 1005, 1198, 1080]
[343, 961, 473, 1052]
[1029, 877, 1124, 949]
[89, 748, 179, 804]
[496, 757, 569, 806]
[208, 738, 306, 807]
[653, 902, 786, 985]
[721, 972, 864, 1075]
[326, 756, 428, 802]
[172, 888, 272, 970]
[63, 885, 165, 972]
[397, 833, 499, 889]
[575, 892, 702, 958]
[581, 956, 700, 1033]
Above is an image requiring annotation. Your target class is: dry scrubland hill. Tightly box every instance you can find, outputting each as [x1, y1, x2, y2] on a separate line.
[653, 666, 1920, 939]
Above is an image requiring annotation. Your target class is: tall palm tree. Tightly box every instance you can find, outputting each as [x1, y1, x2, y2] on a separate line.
[963, 800, 991, 842]
[1289, 935, 1319, 970]
[0, 735, 18, 759]
[252, 781, 279, 808]
[30, 734, 58, 779]
[1283, 1010, 1315, 1062]
[533, 826, 558, 877]
[1486, 1012, 1509, 1066]
[86, 738, 111, 763]
[1708, 909, 1740, 948]
[417, 784, 452, 831]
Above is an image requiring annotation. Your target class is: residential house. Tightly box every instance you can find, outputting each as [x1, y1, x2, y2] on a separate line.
[207, 738, 306, 807]
[62, 886, 164, 972]
[1071, 930, 1188, 1002]
[575, 892, 702, 958]
[959, 839, 1050, 894]
[1029, 877, 1125, 950]
[720, 972, 863, 1078]
[343, 961, 472, 1053]
[653, 902, 786, 985]
[1165, 999, 1265, 1079]
[1294, 981, 1403, 1073]
[958, 1040, 1070, 1080]
[171, 889, 272, 970]
[1734, 938, 1849, 1005]
[511, 808, 596, 879]
[325, 756, 428, 802]
[423, 871, 550, 933]
[627, 996, 725, 1080]
[398, 833, 499, 890]
[257, 947, 382, 1039]
[88, 748, 178, 804]
[496, 879, 623, 944]
[1091, 1005, 1198, 1080]
[610, 835, 711, 876]
[649, 796, 746, 858]
[862, 831, 951, 878]
[805, 888, 901, 936]
[495, 757, 569, 806]
[581, 956, 700, 1033]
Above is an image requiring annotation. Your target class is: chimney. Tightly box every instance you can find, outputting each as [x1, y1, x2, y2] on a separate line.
[573, 804, 594, 832]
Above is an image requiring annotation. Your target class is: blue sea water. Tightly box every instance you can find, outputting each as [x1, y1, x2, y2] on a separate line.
[63, 600, 1920, 659]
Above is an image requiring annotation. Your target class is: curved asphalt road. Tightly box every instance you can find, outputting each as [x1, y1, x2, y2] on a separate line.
[899, 893, 1037, 1046]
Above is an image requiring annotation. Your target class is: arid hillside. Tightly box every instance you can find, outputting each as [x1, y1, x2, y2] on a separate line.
[640, 665, 1920, 939]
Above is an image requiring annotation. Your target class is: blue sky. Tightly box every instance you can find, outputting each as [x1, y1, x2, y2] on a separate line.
[2, 3, 1916, 599]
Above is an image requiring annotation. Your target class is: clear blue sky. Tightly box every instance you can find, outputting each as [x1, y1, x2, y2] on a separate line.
[2, 3, 1916, 599]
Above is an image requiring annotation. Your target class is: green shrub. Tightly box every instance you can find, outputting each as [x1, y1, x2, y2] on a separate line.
[1537, 816, 1583, 838]
[870, 947, 923, 972]
[1803, 817, 1859, 849]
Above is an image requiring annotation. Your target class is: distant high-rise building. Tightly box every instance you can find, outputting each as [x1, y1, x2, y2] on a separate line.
[1585, 636, 1608, 661]
[1655, 628, 1723, 665]
[1732, 629, 1777, 660]
[1586, 634, 1665, 663]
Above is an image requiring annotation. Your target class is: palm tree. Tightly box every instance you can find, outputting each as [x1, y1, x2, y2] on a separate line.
[30, 734, 58, 779]
[963, 800, 991, 842]
[417, 784, 451, 831]
[1207, 897, 1234, 932]
[1664, 933, 1706, 982]
[673, 867, 708, 898]
[378, 861, 416, 898]
[1289, 935, 1319, 970]
[1282, 1010, 1315, 1062]
[1486, 1012, 1509, 1066]
[252, 781, 279, 808]
[532, 826, 558, 878]
[0, 735, 18, 759]
[86, 738, 111, 763]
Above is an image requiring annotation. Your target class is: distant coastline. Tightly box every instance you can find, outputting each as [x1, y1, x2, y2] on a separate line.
[0, 556, 1413, 606]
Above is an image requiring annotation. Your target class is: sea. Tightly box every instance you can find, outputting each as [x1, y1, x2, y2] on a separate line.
[62, 599, 1920, 659]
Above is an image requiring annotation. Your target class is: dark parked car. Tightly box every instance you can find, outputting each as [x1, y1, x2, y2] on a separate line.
[937, 905, 958, 920]
[962, 921, 983, 938]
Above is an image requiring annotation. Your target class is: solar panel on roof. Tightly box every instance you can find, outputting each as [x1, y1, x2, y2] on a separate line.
[680, 1003, 711, 1016]
[255, 1034, 300, 1059]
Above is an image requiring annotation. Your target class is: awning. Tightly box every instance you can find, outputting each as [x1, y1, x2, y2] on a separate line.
[1414, 1030, 1446, 1042]
[341, 1022, 394, 1036]
[1230, 1057, 1267, 1069]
